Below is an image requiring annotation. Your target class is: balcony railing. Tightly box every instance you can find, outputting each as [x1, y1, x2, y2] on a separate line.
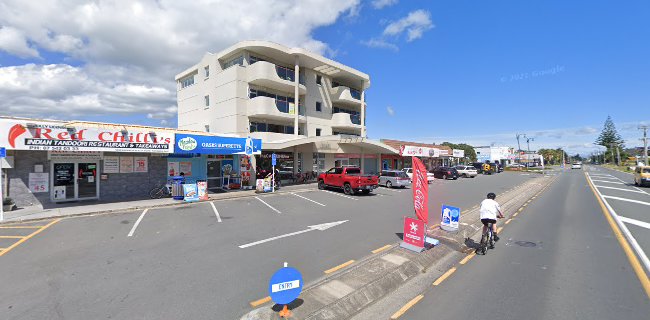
[350, 114, 361, 125]
[274, 65, 305, 85]
[275, 100, 305, 116]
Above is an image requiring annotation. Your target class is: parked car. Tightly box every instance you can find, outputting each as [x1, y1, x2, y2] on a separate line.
[431, 166, 459, 180]
[379, 170, 411, 188]
[490, 162, 503, 173]
[318, 167, 379, 195]
[634, 165, 650, 187]
[455, 165, 478, 178]
[471, 162, 485, 174]
[571, 163, 582, 169]
[507, 163, 526, 168]
[403, 168, 434, 184]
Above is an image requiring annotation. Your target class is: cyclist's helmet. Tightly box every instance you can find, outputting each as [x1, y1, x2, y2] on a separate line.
[487, 192, 496, 200]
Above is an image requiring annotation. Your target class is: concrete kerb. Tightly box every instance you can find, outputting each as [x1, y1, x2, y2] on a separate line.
[0, 185, 317, 225]
[241, 175, 558, 320]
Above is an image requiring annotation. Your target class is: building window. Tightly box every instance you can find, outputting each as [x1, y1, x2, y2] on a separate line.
[250, 55, 265, 64]
[316, 101, 322, 112]
[205, 125, 210, 132]
[180, 74, 195, 88]
[204, 95, 210, 107]
[204, 65, 209, 78]
[223, 55, 244, 69]
[316, 128, 321, 136]
[316, 75, 322, 85]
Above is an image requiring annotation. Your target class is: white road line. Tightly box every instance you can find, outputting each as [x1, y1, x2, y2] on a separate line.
[379, 187, 402, 193]
[291, 193, 326, 206]
[591, 179, 625, 185]
[590, 175, 623, 181]
[128, 209, 149, 237]
[633, 186, 650, 195]
[619, 216, 650, 230]
[255, 197, 282, 213]
[595, 185, 649, 194]
[586, 175, 650, 273]
[209, 201, 222, 222]
[320, 190, 358, 200]
[602, 195, 650, 206]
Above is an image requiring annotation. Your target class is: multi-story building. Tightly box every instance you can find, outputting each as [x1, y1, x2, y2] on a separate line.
[175, 41, 396, 176]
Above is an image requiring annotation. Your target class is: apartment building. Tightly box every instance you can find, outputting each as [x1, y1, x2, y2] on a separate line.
[175, 41, 396, 175]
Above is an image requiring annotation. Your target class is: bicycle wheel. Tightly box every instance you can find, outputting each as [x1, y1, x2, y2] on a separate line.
[149, 187, 163, 199]
[479, 233, 488, 255]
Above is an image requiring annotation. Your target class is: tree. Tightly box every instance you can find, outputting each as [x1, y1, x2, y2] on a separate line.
[441, 142, 477, 163]
[595, 116, 625, 164]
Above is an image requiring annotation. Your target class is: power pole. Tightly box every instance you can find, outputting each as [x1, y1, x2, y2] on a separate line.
[516, 133, 524, 165]
[616, 145, 621, 165]
[640, 125, 648, 165]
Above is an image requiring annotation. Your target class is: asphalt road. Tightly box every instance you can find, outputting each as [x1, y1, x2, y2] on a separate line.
[403, 167, 650, 320]
[0, 171, 536, 320]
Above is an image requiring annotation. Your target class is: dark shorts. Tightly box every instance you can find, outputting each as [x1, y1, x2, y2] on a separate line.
[481, 218, 496, 226]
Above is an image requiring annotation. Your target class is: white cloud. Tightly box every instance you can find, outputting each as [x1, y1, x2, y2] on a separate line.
[0, 0, 361, 123]
[383, 10, 433, 42]
[372, 0, 399, 9]
[386, 105, 395, 116]
[360, 38, 399, 51]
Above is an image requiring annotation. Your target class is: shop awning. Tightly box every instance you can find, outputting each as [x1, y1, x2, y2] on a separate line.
[262, 135, 399, 154]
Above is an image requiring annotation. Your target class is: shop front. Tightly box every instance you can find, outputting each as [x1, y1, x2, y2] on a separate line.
[380, 139, 453, 171]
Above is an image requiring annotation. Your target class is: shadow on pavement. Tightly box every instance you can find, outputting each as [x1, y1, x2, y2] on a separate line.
[271, 298, 304, 312]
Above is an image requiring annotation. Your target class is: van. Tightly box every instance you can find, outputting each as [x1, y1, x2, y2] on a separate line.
[634, 166, 650, 187]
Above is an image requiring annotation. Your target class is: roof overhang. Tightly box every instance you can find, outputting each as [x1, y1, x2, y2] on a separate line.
[263, 135, 398, 154]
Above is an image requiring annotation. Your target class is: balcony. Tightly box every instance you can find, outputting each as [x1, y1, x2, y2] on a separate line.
[247, 61, 306, 94]
[247, 96, 306, 122]
[249, 132, 306, 143]
[331, 112, 362, 131]
[330, 85, 362, 107]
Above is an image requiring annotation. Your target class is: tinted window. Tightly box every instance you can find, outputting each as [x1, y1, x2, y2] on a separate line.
[346, 168, 361, 175]
[643, 168, 650, 173]
[397, 172, 409, 178]
[334, 168, 344, 174]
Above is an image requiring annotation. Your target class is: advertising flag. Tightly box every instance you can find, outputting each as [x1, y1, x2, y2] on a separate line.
[412, 156, 429, 224]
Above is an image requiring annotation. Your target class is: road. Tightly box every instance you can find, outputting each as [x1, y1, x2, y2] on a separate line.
[0, 171, 535, 320]
[401, 167, 650, 320]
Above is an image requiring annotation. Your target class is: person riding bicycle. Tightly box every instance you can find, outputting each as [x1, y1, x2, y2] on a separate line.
[479, 192, 504, 241]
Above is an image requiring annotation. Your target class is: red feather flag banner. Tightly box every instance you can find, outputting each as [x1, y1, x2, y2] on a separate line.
[412, 156, 429, 224]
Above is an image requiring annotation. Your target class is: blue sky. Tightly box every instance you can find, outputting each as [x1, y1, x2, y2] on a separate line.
[1, 0, 648, 155]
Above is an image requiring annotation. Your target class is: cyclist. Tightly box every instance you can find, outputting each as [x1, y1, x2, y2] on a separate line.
[479, 192, 504, 242]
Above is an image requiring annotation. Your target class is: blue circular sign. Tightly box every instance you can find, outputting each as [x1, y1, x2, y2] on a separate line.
[269, 267, 303, 305]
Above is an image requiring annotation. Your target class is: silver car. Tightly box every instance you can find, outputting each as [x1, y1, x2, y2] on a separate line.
[455, 165, 478, 178]
[379, 170, 411, 188]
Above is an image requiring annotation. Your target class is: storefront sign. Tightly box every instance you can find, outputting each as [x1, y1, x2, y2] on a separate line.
[28, 173, 49, 193]
[441, 205, 461, 232]
[168, 162, 180, 176]
[119, 157, 134, 173]
[439, 150, 450, 156]
[183, 183, 199, 202]
[103, 156, 120, 173]
[134, 157, 148, 173]
[197, 181, 208, 200]
[402, 217, 425, 249]
[1, 119, 174, 153]
[174, 134, 262, 155]
[399, 145, 440, 158]
[452, 149, 465, 158]
[48, 151, 103, 160]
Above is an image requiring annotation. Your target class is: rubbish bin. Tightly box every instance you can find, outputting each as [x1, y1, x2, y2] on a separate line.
[171, 176, 185, 200]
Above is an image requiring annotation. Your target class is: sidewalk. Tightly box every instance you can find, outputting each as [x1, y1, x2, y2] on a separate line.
[1, 183, 317, 224]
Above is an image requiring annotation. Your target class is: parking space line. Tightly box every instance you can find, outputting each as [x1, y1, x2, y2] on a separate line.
[619, 216, 650, 230]
[324, 260, 355, 274]
[591, 179, 625, 185]
[255, 197, 281, 213]
[291, 193, 326, 207]
[595, 185, 648, 194]
[320, 190, 358, 200]
[433, 267, 457, 286]
[603, 195, 650, 206]
[379, 187, 402, 193]
[127, 209, 149, 237]
[390, 294, 424, 319]
[372, 244, 392, 254]
[209, 202, 222, 222]
[0, 219, 60, 257]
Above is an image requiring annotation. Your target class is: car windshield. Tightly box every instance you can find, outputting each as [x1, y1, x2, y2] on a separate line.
[346, 168, 361, 175]
[397, 172, 409, 178]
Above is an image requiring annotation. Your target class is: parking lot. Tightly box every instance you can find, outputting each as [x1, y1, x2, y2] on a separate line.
[0, 171, 541, 320]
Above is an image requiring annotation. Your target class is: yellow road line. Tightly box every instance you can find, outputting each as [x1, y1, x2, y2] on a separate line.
[324, 260, 355, 274]
[585, 173, 650, 298]
[372, 244, 392, 254]
[0, 219, 60, 257]
[0, 226, 43, 229]
[390, 294, 424, 319]
[518, 207, 524, 212]
[249, 296, 271, 307]
[428, 223, 440, 230]
[0, 236, 25, 239]
[497, 226, 503, 233]
[505, 219, 512, 225]
[433, 267, 457, 286]
[459, 253, 475, 265]
[513, 212, 519, 217]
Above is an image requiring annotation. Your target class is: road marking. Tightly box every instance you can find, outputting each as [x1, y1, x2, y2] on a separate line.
[0, 219, 60, 257]
[320, 190, 358, 200]
[518, 207, 524, 212]
[249, 296, 271, 307]
[585, 173, 650, 298]
[513, 211, 519, 217]
[372, 244, 392, 254]
[505, 219, 512, 225]
[591, 179, 625, 185]
[324, 260, 355, 274]
[380, 187, 402, 193]
[390, 294, 424, 319]
[127, 209, 149, 237]
[595, 185, 648, 194]
[619, 216, 650, 230]
[0, 235, 25, 239]
[602, 196, 650, 206]
[239, 220, 348, 249]
[255, 196, 281, 213]
[497, 226, 503, 233]
[209, 202, 222, 222]
[0, 225, 43, 229]
[459, 253, 475, 265]
[291, 192, 326, 206]
[433, 267, 457, 286]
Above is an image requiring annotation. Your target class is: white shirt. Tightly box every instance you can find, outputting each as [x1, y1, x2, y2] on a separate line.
[479, 199, 501, 220]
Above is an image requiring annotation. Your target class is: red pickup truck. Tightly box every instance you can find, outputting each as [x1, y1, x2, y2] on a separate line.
[318, 167, 379, 195]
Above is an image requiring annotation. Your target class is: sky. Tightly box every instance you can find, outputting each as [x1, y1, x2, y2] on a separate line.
[0, 0, 648, 156]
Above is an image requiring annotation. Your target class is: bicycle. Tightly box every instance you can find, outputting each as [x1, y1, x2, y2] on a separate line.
[149, 181, 172, 199]
[477, 221, 496, 255]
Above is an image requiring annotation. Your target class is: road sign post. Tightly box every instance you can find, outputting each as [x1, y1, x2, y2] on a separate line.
[271, 153, 277, 192]
[269, 262, 303, 318]
[0, 147, 5, 222]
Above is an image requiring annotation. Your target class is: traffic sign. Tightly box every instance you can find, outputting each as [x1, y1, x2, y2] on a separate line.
[269, 266, 303, 305]
[0, 147, 5, 158]
[441, 204, 460, 232]
[271, 153, 277, 166]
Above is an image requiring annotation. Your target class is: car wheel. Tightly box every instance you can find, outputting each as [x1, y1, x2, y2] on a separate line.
[344, 183, 353, 195]
[318, 180, 325, 190]
[386, 181, 392, 188]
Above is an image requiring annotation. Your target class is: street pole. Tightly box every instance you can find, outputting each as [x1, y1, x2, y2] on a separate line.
[0, 160, 3, 221]
[616, 144, 621, 166]
[640, 125, 648, 165]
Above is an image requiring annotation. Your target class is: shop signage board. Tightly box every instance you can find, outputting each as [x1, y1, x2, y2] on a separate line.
[0, 147, 6, 158]
[269, 266, 303, 305]
[103, 156, 120, 173]
[174, 134, 262, 155]
[134, 157, 148, 173]
[452, 149, 465, 158]
[412, 157, 429, 224]
[183, 183, 199, 202]
[399, 145, 440, 158]
[48, 151, 103, 161]
[28, 173, 49, 193]
[119, 157, 134, 173]
[197, 181, 208, 200]
[0, 119, 174, 153]
[168, 162, 180, 176]
[401, 217, 425, 252]
[272, 153, 277, 166]
[441, 205, 461, 232]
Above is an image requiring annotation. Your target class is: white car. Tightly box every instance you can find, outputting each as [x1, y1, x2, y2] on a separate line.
[455, 165, 478, 178]
[403, 168, 435, 183]
[571, 163, 582, 169]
